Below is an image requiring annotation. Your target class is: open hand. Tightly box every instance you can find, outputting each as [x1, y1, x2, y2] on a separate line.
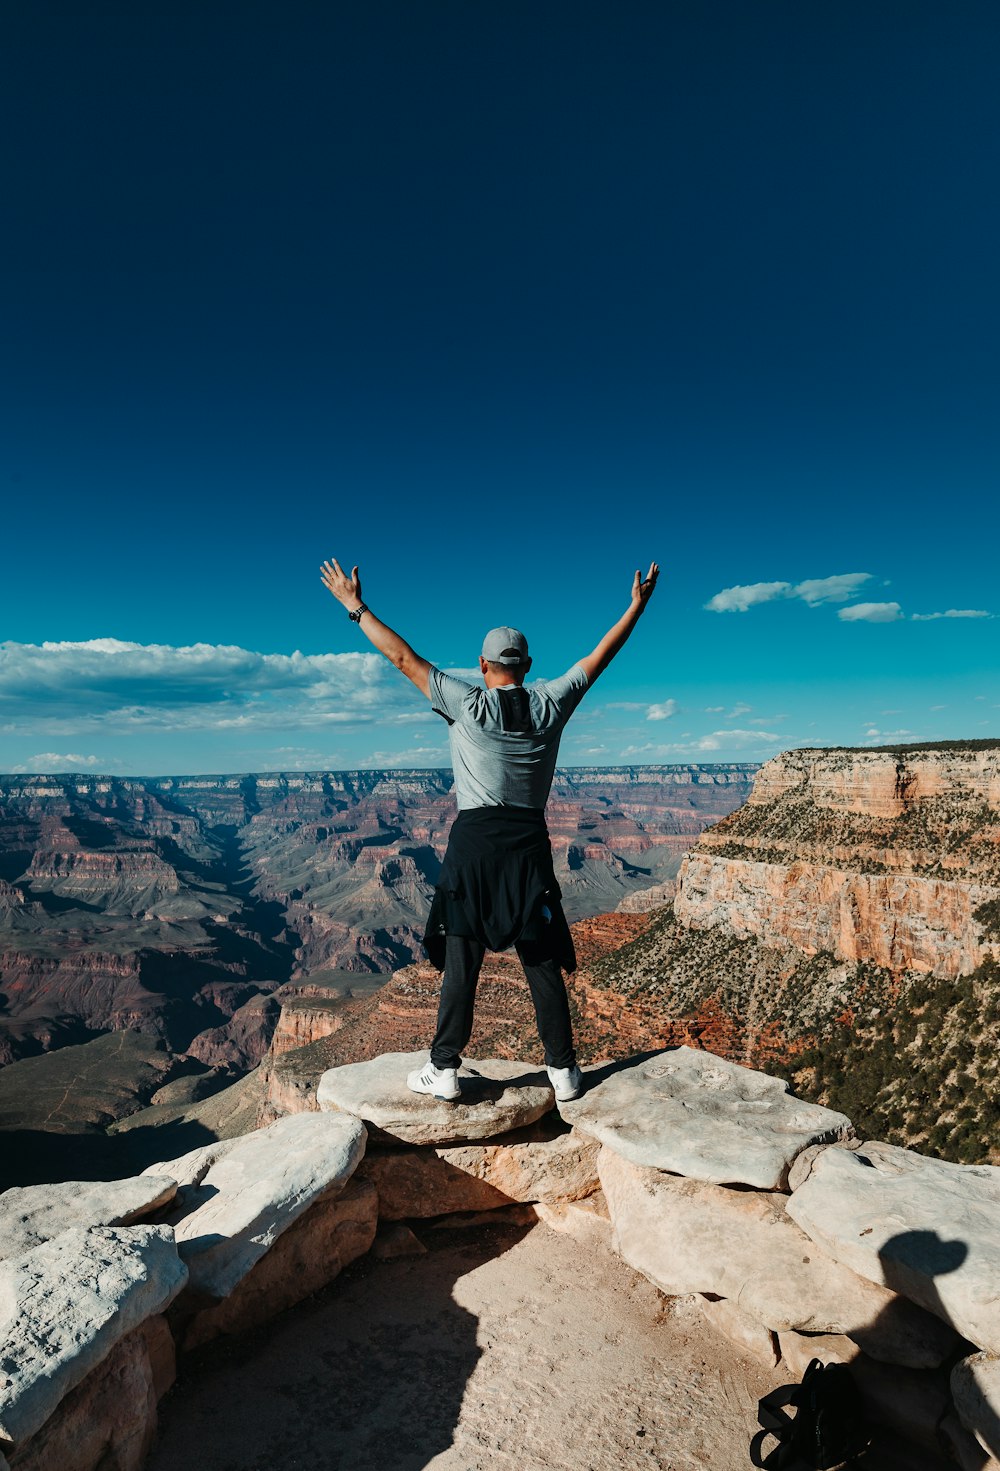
[320, 558, 362, 608]
[632, 561, 660, 609]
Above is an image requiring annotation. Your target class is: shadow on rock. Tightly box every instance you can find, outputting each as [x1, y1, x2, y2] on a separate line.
[149, 1221, 532, 1471]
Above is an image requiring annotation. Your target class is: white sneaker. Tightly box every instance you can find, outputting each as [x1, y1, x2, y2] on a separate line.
[547, 1063, 584, 1102]
[406, 1060, 461, 1102]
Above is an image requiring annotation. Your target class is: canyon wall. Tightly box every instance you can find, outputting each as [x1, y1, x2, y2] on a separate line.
[675, 745, 1000, 978]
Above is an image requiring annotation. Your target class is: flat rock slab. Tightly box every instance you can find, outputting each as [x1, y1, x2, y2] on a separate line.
[169, 1111, 366, 1299]
[0, 1224, 187, 1449]
[599, 1148, 958, 1369]
[0, 1177, 178, 1262]
[561, 1047, 852, 1188]
[787, 1140, 1000, 1354]
[952, 1353, 1000, 1462]
[316, 1052, 554, 1144]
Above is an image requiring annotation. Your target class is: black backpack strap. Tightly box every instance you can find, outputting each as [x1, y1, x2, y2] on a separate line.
[750, 1384, 800, 1469]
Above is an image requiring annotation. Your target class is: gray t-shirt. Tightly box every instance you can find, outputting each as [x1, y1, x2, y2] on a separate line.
[427, 663, 590, 811]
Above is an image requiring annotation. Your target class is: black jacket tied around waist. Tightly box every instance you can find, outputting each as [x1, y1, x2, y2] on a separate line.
[422, 805, 576, 974]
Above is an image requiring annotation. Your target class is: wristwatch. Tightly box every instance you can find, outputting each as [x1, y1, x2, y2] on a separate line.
[348, 603, 370, 623]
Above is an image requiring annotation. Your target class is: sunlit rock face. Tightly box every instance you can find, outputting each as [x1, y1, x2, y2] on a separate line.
[675, 746, 1000, 978]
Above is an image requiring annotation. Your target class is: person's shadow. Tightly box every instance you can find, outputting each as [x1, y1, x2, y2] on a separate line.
[147, 1218, 532, 1471]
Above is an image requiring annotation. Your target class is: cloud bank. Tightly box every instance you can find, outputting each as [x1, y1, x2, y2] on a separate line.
[0, 637, 407, 735]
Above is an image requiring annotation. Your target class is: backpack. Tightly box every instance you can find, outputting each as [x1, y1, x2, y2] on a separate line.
[750, 1358, 868, 1470]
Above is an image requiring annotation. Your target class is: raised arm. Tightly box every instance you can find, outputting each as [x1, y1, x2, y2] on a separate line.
[320, 558, 431, 698]
[577, 562, 660, 686]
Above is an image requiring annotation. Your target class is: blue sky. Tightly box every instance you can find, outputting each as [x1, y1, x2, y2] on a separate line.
[2, 2, 997, 775]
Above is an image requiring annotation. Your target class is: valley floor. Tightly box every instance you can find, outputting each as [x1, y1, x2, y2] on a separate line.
[148, 1220, 787, 1471]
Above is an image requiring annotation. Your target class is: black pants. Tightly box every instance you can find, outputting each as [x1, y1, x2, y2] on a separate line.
[429, 934, 576, 1071]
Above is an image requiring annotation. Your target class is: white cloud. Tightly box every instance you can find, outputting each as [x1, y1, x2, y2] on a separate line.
[911, 609, 992, 621]
[0, 637, 412, 735]
[930, 704, 947, 711]
[727, 702, 752, 718]
[704, 705, 725, 714]
[11, 752, 104, 773]
[704, 581, 791, 613]
[792, 573, 873, 605]
[603, 701, 647, 712]
[646, 699, 679, 722]
[837, 602, 904, 623]
[704, 572, 872, 614]
[863, 728, 912, 740]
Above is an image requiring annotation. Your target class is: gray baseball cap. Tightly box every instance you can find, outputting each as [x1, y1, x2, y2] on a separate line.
[481, 626, 529, 664]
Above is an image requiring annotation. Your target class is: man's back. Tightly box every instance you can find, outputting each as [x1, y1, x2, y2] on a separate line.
[427, 663, 589, 810]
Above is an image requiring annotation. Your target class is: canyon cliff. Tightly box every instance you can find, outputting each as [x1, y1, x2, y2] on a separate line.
[590, 743, 1000, 1162]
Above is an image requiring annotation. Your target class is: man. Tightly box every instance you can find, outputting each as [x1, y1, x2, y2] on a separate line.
[319, 557, 659, 1102]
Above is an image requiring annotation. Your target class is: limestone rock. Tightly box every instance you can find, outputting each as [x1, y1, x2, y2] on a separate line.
[358, 1149, 513, 1218]
[181, 1179, 377, 1350]
[137, 1314, 175, 1401]
[142, 1137, 240, 1188]
[599, 1148, 957, 1368]
[0, 1177, 178, 1262]
[169, 1111, 366, 1300]
[787, 1138, 863, 1192]
[941, 1408, 1000, 1471]
[0, 1225, 187, 1449]
[777, 1329, 860, 1377]
[535, 1193, 613, 1253]
[359, 1123, 599, 1218]
[561, 1047, 852, 1188]
[316, 1052, 554, 1144]
[439, 1126, 600, 1204]
[786, 1140, 1000, 1352]
[371, 1223, 427, 1260]
[952, 1353, 1000, 1461]
[6, 1324, 159, 1471]
[699, 1297, 779, 1367]
[428, 1204, 539, 1230]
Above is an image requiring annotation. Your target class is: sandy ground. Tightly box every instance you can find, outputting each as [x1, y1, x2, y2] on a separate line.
[149, 1220, 790, 1471]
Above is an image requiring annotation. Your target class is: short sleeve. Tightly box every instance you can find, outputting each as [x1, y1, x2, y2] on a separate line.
[538, 663, 590, 722]
[427, 666, 477, 724]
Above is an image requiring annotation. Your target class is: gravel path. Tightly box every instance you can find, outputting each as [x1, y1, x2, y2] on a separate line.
[149, 1220, 788, 1471]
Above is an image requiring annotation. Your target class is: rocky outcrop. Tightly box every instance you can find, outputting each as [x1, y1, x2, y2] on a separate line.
[0, 1225, 187, 1450]
[599, 1148, 957, 1368]
[561, 1047, 852, 1188]
[676, 746, 1000, 978]
[317, 1052, 554, 1144]
[786, 1141, 1000, 1354]
[160, 1112, 367, 1299]
[0, 1176, 177, 1261]
[1, 1045, 996, 1471]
